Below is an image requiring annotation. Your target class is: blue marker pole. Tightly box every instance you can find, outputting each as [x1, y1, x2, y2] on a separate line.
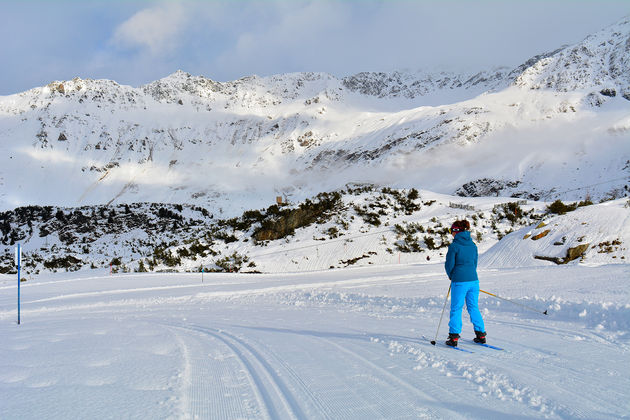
[17, 243, 21, 325]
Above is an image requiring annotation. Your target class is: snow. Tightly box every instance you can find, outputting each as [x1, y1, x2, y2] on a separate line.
[481, 198, 630, 268]
[1, 262, 629, 419]
[1, 15, 629, 420]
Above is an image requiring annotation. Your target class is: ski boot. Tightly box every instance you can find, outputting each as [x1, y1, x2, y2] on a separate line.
[445, 333, 460, 347]
[474, 331, 487, 344]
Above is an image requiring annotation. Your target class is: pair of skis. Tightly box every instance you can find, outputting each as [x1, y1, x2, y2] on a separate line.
[423, 335, 503, 353]
[445, 341, 503, 354]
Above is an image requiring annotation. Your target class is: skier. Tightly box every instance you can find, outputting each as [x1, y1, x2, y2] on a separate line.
[444, 219, 486, 347]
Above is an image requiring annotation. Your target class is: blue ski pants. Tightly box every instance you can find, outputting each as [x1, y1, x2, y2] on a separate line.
[449, 281, 485, 335]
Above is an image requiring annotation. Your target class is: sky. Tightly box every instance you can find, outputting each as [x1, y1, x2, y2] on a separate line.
[0, 0, 629, 95]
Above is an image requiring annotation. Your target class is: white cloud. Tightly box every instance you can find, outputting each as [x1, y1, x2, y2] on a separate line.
[210, 1, 630, 79]
[112, 2, 189, 54]
[214, 1, 355, 76]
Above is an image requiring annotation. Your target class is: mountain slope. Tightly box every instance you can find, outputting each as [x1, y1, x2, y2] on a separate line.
[515, 16, 630, 94]
[2, 183, 628, 275]
[0, 18, 629, 215]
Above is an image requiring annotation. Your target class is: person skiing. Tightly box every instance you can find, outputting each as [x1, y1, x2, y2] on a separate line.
[444, 219, 486, 347]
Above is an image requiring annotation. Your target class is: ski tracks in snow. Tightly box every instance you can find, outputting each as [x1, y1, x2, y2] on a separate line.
[164, 322, 460, 419]
[382, 337, 576, 418]
[380, 326, 628, 420]
[168, 325, 262, 419]
[160, 317, 627, 419]
[168, 323, 308, 419]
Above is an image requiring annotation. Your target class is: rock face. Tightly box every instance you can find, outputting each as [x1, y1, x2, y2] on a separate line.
[253, 192, 342, 242]
[341, 68, 510, 99]
[456, 179, 523, 198]
[535, 243, 590, 265]
[566, 243, 590, 262]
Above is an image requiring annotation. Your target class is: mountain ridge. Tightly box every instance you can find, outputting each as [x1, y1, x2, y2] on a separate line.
[0, 17, 629, 215]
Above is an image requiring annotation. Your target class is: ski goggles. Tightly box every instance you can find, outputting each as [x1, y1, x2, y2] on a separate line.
[450, 227, 462, 234]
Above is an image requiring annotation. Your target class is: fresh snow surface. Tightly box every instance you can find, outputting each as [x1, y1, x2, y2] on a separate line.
[1, 262, 629, 419]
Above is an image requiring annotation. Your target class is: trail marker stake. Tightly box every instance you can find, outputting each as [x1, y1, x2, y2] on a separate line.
[15, 243, 21, 325]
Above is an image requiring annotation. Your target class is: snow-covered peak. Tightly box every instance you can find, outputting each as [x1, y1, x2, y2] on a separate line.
[140, 70, 344, 107]
[141, 70, 222, 102]
[515, 16, 630, 94]
[0, 76, 143, 115]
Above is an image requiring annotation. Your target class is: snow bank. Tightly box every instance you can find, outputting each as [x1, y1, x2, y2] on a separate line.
[481, 199, 630, 268]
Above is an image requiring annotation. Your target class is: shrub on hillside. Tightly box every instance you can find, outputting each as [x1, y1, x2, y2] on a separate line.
[546, 199, 593, 215]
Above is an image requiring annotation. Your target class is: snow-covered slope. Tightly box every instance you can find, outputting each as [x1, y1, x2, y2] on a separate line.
[0, 18, 628, 214]
[481, 198, 630, 268]
[1, 262, 629, 419]
[515, 16, 630, 94]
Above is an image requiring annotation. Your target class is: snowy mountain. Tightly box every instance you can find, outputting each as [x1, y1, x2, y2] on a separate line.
[1, 17, 628, 216]
[1, 18, 630, 418]
[515, 16, 630, 94]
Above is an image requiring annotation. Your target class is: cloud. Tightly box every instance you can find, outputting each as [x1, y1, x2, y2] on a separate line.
[111, 2, 189, 55]
[208, 1, 630, 79]
[212, 1, 370, 77]
[210, 1, 530, 78]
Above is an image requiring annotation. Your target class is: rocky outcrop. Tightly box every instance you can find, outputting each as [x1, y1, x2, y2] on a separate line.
[534, 243, 590, 264]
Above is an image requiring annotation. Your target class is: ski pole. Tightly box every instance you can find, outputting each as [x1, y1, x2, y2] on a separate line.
[431, 284, 451, 345]
[480, 289, 548, 315]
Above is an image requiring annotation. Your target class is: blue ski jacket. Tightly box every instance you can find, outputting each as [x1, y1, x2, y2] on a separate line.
[444, 230, 479, 282]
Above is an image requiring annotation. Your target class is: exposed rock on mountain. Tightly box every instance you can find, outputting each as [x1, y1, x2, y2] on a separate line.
[515, 17, 630, 94]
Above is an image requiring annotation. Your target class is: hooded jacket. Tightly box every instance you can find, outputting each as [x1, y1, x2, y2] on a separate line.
[444, 230, 478, 282]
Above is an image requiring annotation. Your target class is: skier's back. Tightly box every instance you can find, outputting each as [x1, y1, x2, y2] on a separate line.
[444, 219, 486, 347]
